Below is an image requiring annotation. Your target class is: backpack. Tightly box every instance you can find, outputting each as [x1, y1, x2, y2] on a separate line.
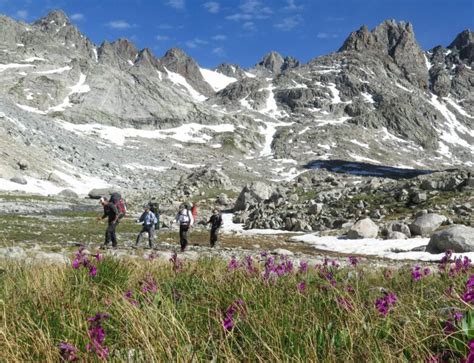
[110, 192, 127, 217]
[178, 209, 191, 226]
[149, 202, 159, 216]
[191, 204, 197, 220]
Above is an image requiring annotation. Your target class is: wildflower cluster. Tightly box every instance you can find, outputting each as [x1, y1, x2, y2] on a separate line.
[463, 275, 474, 305]
[412, 265, 431, 281]
[222, 299, 245, 332]
[72, 248, 102, 277]
[375, 291, 397, 317]
[86, 313, 110, 360]
[59, 342, 78, 362]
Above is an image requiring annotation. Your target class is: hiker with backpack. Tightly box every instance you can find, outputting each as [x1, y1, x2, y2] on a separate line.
[175, 203, 194, 252]
[135, 204, 158, 249]
[206, 208, 223, 248]
[148, 197, 160, 230]
[97, 196, 120, 248]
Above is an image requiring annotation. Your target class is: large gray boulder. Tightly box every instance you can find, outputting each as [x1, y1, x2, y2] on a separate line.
[88, 188, 116, 199]
[234, 182, 272, 211]
[409, 213, 447, 236]
[10, 176, 27, 185]
[426, 225, 474, 253]
[59, 189, 79, 198]
[347, 218, 379, 239]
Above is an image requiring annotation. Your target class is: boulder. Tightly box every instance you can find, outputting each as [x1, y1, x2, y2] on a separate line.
[272, 248, 294, 256]
[426, 225, 474, 253]
[409, 213, 447, 236]
[0, 246, 27, 260]
[308, 202, 324, 215]
[10, 176, 27, 185]
[59, 189, 79, 198]
[234, 182, 272, 211]
[217, 193, 229, 205]
[347, 218, 379, 239]
[33, 252, 69, 265]
[386, 231, 408, 240]
[88, 188, 116, 199]
[387, 221, 411, 238]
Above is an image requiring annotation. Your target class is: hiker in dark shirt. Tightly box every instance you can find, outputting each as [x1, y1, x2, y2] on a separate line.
[207, 209, 223, 248]
[175, 204, 194, 252]
[97, 197, 120, 248]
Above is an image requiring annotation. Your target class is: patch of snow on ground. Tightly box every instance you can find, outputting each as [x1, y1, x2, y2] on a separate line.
[292, 234, 474, 261]
[59, 121, 235, 146]
[123, 163, 169, 172]
[429, 94, 474, 152]
[347, 153, 381, 165]
[127, 60, 134, 66]
[395, 83, 413, 93]
[92, 48, 98, 62]
[298, 126, 310, 135]
[424, 54, 432, 71]
[0, 63, 33, 72]
[239, 96, 253, 110]
[35, 66, 72, 74]
[244, 71, 256, 78]
[326, 83, 341, 103]
[200, 68, 237, 91]
[361, 92, 375, 103]
[52, 170, 110, 196]
[164, 67, 207, 102]
[315, 116, 351, 127]
[444, 97, 474, 119]
[0, 177, 62, 195]
[260, 84, 285, 118]
[259, 120, 293, 157]
[16, 103, 46, 115]
[318, 144, 331, 150]
[23, 57, 46, 62]
[350, 139, 369, 148]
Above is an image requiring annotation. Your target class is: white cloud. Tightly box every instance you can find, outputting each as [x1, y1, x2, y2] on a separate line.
[166, 0, 185, 9]
[70, 13, 85, 21]
[275, 15, 302, 31]
[204, 1, 220, 13]
[243, 21, 256, 31]
[284, 0, 303, 11]
[212, 47, 226, 57]
[212, 34, 227, 41]
[106, 20, 134, 29]
[317, 32, 339, 39]
[226, 0, 272, 22]
[156, 35, 170, 41]
[16, 10, 28, 20]
[186, 38, 208, 49]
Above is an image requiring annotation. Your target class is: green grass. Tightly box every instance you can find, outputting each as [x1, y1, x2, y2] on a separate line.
[1, 255, 473, 361]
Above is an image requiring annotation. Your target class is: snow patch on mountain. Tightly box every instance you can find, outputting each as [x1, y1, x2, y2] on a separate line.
[59, 120, 235, 146]
[164, 67, 207, 102]
[200, 68, 237, 92]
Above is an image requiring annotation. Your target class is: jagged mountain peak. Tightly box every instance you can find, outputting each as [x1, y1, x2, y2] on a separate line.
[34, 9, 70, 27]
[256, 51, 300, 75]
[339, 19, 415, 53]
[258, 51, 284, 74]
[448, 29, 473, 63]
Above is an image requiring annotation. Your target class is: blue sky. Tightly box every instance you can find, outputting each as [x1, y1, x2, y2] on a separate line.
[0, 0, 472, 68]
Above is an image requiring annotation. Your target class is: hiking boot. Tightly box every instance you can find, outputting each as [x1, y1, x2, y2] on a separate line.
[99, 244, 109, 250]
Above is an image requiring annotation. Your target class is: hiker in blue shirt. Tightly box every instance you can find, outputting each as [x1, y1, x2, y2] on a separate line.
[135, 205, 158, 248]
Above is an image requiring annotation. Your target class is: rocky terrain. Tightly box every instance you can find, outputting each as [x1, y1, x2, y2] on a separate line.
[0, 10, 473, 262]
[0, 11, 472, 196]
